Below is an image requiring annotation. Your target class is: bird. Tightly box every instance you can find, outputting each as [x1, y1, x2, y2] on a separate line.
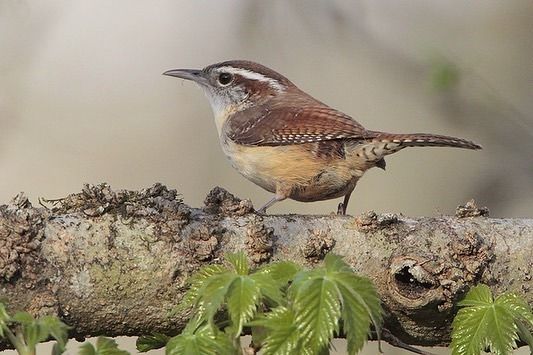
[163, 60, 481, 215]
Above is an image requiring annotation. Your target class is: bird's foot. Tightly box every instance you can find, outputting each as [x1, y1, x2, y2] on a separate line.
[337, 202, 347, 215]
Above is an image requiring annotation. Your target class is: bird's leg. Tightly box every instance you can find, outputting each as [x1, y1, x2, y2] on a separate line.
[337, 191, 352, 215]
[257, 196, 281, 214]
[257, 185, 290, 214]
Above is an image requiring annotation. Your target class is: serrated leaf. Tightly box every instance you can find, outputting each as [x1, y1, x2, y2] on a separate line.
[288, 268, 323, 301]
[451, 284, 521, 355]
[78, 337, 130, 355]
[334, 272, 382, 354]
[174, 264, 227, 315]
[201, 272, 238, 323]
[293, 275, 341, 351]
[256, 261, 301, 286]
[458, 284, 493, 307]
[226, 252, 249, 275]
[226, 276, 260, 337]
[496, 292, 533, 327]
[166, 322, 233, 355]
[39, 315, 70, 354]
[253, 307, 302, 355]
[94, 337, 130, 355]
[451, 300, 492, 355]
[249, 272, 284, 305]
[487, 304, 519, 354]
[323, 254, 351, 273]
[136, 333, 170, 352]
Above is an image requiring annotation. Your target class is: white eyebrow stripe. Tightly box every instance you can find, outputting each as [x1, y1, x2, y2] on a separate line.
[218, 66, 285, 93]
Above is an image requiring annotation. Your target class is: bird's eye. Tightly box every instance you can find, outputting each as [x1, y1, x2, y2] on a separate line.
[218, 72, 233, 86]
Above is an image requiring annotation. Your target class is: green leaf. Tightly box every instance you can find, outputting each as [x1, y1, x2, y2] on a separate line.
[323, 254, 351, 273]
[250, 272, 284, 305]
[38, 316, 70, 354]
[201, 272, 238, 323]
[0, 303, 10, 338]
[136, 333, 170, 352]
[256, 261, 301, 286]
[458, 284, 493, 307]
[334, 272, 382, 354]
[12, 311, 34, 325]
[252, 261, 300, 306]
[293, 275, 341, 351]
[95, 337, 130, 355]
[496, 292, 533, 327]
[226, 252, 249, 275]
[226, 276, 260, 337]
[79, 342, 97, 355]
[288, 268, 323, 301]
[166, 321, 234, 355]
[253, 307, 302, 355]
[23, 322, 46, 350]
[451, 284, 523, 355]
[174, 264, 227, 315]
[79, 337, 130, 355]
[516, 319, 533, 354]
[486, 303, 518, 354]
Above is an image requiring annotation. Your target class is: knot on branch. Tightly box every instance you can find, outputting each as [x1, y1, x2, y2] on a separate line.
[389, 256, 440, 308]
[203, 187, 254, 216]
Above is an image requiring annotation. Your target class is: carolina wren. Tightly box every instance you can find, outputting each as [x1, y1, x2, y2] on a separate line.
[164, 60, 481, 215]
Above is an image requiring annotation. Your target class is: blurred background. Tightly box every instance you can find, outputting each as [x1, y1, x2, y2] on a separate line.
[1, 0, 532, 354]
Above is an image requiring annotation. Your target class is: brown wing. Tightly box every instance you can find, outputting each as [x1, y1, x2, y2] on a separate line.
[226, 105, 371, 146]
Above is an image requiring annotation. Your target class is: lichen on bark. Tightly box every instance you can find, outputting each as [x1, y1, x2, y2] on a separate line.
[0, 183, 531, 348]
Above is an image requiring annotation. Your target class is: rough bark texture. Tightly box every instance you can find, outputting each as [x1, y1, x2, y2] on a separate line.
[0, 183, 531, 348]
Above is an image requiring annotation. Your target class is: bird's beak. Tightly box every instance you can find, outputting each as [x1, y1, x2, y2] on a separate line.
[162, 69, 208, 85]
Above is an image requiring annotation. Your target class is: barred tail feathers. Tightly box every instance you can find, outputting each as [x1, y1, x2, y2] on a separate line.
[351, 132, 481, 167]
[371, 132, 482, 150]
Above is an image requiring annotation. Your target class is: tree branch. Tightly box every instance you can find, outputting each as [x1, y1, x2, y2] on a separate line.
[0, 183, 531, 348]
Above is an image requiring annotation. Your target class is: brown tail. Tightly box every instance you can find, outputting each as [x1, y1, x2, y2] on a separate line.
[369, 131, 482, 150]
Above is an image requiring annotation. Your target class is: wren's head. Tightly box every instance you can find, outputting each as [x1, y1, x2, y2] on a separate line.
[164, 60, 293, 120]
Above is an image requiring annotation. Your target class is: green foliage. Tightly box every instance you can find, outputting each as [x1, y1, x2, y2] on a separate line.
[451, 284, 533, 355]
[79, 337, 130, 355]
[136, 333, 170, 352]
[0, 303, 10, 338]
[0, 303, 70, 355]
[165, 252, 382, 355]
[165, 316, 234, 355]
[252, 306, 304, 355]
[0, 303, 132, 355]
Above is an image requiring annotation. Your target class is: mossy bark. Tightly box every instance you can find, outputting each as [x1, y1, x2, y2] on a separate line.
[0, 183, 531, 348]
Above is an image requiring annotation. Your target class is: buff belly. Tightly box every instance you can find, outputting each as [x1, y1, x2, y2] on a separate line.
[221, 139, 364, 202]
